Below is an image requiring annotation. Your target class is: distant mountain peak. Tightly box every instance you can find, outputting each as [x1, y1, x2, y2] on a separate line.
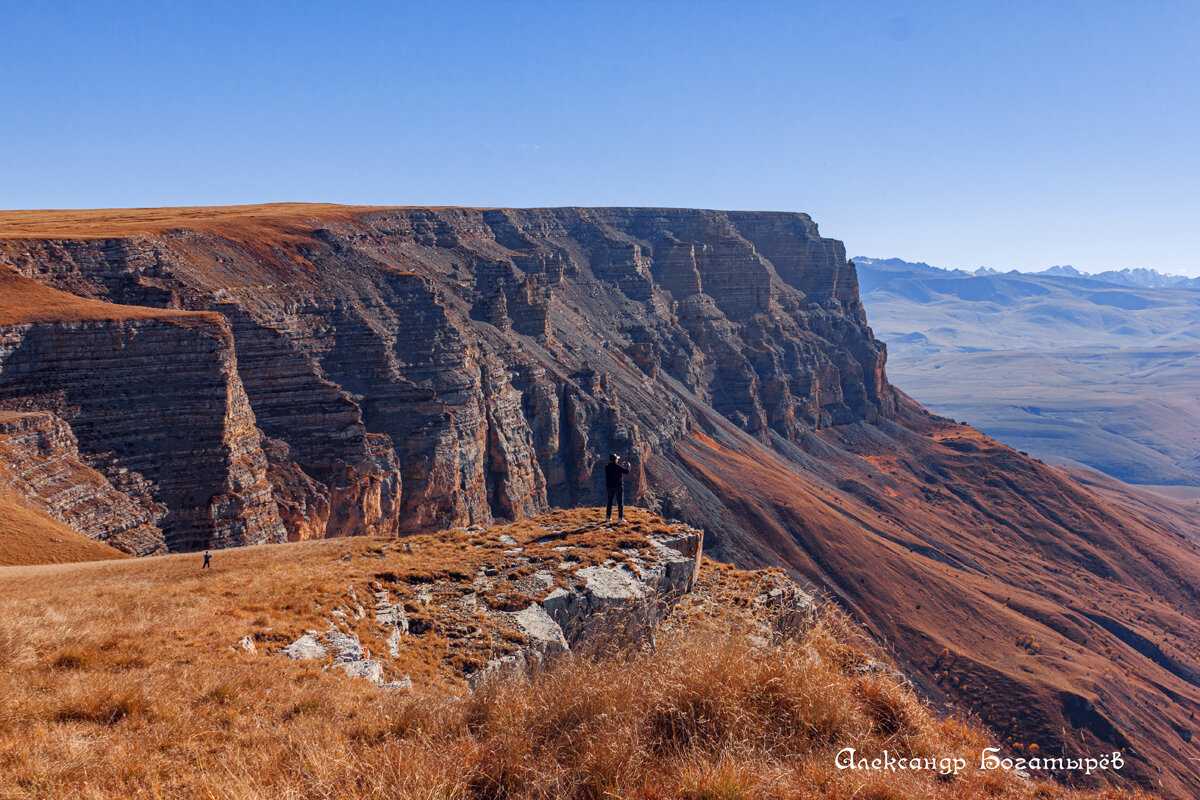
[1034, 265, 1200, 288]
[855, 256, 1199, 289]
[1038, 265, 1083, 277]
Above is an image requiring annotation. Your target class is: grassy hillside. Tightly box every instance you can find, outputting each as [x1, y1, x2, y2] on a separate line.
[0, 510, 1143, 799]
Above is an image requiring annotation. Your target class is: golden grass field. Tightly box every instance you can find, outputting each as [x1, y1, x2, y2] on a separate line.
[0, 203, 388, 241]
[0, 509, 1147, 799]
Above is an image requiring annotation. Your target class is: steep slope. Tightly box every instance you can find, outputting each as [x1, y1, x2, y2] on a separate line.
[1, 205, 1198, 795]
[1, 205, 890, 548]
[0, 492, 130, 566]
[0, 411, 164, 555]
[0, 271, 286, 551]
[855, 256, 1200, 486]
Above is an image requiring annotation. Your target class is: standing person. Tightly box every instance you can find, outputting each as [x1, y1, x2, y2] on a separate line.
[202, 550, 211, 569]
[605, 453, 630, 523]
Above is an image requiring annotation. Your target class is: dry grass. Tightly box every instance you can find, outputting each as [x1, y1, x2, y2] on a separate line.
[0, 512, 1146, 799]
[0, 490, 129, 566]
[0, 203, 393, 240]
[0, 268, 223, 327]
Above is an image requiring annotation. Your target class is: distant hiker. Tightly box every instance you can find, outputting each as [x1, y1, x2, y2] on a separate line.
[202, 550, 211, 569]
[605, 453, 630, 522]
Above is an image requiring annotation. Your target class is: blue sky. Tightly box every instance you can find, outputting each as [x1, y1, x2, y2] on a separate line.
[2, 1, 1198, 275]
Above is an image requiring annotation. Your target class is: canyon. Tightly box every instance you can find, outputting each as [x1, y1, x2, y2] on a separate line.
[2, 204, 1199, 795]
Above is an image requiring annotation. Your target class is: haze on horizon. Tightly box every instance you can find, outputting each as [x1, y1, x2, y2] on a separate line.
[2, 1, 1198, 276]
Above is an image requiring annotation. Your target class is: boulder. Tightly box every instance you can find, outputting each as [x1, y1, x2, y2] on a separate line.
[282, 633, 326, 661]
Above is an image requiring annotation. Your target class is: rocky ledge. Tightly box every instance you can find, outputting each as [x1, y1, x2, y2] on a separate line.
[255, 509, 804, 690]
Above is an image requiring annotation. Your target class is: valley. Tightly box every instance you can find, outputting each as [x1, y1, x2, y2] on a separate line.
[857, 257, 1200, 487]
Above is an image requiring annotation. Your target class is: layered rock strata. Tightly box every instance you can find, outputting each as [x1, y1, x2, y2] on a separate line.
[0, 411, 165, 555]
[0, 270, 286, 551]
[0, 207, 891, 546]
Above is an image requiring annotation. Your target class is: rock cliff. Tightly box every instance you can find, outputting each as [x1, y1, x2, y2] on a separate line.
[0, 206, 892, 547]
[0, 410, 164, 555]
[0, 270, 286, 551]
[3, 204, 1200, 796]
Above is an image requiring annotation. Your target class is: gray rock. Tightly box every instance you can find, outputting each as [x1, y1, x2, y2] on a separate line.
[387, 626, 404, 658]
[470, 651, 530, 689]
[236, 636, 256, 655]
[338, 658, 385, 683]
[760, 585, 819, 641]
[539, 529, 704, 656]
[374, 591, 409, 634]
[282, 633, 327, 660]
[578, 564, 645, 600]
[514, 603, 569, 653]
[381, 675, 413, 690]
[541, 587, 573, 619]
[324, 629, 365, 663]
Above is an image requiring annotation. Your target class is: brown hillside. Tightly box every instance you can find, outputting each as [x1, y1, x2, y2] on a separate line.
[0, 268, 215, 327]
[0, 512, 1144, 800]
[0, 203, 391, 241]
[666, 409, 1200, 796]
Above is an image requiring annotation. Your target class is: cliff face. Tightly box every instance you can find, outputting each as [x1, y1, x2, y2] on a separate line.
[0, 271, 286, 551]
[0, 411, 164, 555]
[0, 207, 892, 546]
[3, 205, 1200, 796]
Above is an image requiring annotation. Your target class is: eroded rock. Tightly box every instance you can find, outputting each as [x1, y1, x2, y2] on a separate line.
[280, 627, 390, 685]
[0, 208, 893, 550]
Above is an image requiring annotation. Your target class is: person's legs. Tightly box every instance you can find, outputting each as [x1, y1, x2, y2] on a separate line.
[617, 485, 625, 520]
[606, 489, 615, 519]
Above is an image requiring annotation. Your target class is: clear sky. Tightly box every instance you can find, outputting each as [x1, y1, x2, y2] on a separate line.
[3, 1, 1198, 275]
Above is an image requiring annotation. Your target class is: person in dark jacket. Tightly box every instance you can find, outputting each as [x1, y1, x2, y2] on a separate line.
[202, 550, 211, 569]
[605, 453, 630, 522]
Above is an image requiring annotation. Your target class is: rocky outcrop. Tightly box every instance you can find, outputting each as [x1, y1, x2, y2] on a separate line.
[540, 528, 701, 653]
[0, 411, 165, 555]
[282, 627, 392, 685]
[0, 271, 286, 551]
[270, 509, 704, 688]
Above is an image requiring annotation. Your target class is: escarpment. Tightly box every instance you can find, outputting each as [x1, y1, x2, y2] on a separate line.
[0, 207, 893, 547]
[0, 410, 164, 555]
[4, 205, 1200, 796]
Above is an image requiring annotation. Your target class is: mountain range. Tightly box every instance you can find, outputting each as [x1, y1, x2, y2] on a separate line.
[861, 256, 1200, 289]
[855, 256, 1200, 488]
